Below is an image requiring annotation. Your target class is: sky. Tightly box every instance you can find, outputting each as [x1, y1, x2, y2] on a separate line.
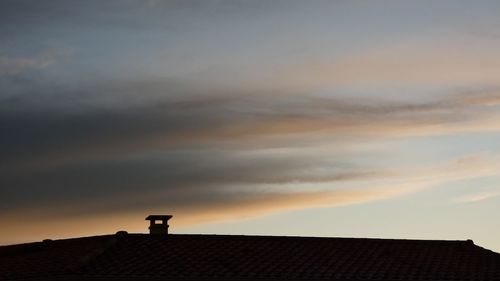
[1, 0, 500, 251]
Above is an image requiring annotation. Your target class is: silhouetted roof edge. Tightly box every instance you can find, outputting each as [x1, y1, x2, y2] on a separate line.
[2, 233, 498, 254]
[0, 233, 474, 246]
[2, 233, 500, 281]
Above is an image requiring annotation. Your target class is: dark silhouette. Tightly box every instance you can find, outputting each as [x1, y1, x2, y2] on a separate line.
[1, 215, 500, 281]
[145, 215, 172, 235]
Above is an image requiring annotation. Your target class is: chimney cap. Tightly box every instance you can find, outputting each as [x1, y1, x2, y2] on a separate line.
[146, 215, 172, 235]
[145, 215, 172, 221]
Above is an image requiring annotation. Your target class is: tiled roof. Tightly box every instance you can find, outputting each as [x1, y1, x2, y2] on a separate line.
[1, 234, 500, 280]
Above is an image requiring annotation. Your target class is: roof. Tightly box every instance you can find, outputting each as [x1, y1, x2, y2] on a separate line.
[1, 233, 500, 281]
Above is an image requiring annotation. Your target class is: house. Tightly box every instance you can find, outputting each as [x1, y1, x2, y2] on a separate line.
[1, 215, 499, 281]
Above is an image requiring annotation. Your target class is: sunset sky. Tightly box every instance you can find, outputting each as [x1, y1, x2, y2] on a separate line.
[2, 0, 500, 251]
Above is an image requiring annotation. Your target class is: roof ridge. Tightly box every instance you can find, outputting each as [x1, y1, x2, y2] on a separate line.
[161, 233, 476, 243]
[0, 233, 479, 248]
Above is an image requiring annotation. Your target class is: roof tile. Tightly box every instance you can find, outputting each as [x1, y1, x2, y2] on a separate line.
[1, 234, 500, 280]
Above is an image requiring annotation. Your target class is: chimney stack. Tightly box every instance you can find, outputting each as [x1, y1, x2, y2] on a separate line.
[145, 215, 172, 235]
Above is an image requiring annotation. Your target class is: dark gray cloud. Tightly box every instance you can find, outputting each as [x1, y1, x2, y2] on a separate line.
[0, 78, 446, 171]
[0, 148, 379, 213]
[0, 76, 479, 169]
[0, 0, 288, 33]
[2, 72, 499, 219]
[1, 76, 493, 166]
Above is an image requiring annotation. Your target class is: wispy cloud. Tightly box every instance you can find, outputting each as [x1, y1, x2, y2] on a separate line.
[251, 42, 500, 92]
[0, 44, 70, 75]
[453, 191, 500, 203]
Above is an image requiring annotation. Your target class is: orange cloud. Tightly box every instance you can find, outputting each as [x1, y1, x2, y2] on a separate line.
[0, 187, 405, 245]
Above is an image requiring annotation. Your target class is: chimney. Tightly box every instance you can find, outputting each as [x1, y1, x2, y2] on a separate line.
[145, 215, 172, 235]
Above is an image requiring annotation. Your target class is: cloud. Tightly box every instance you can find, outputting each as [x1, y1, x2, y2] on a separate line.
[0, 187, 403, 244]
[452, 191, 500, 203]
[0, 147, 384, 212]
[2, 25, 500, 245]
[2, 76, 500, 214]
[0, 45, 70, 75]
[2, 82, 500, 175]
[456, 91, 500, 106]
[1, 152, 498, 245]
[250, 41, 500, 92]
